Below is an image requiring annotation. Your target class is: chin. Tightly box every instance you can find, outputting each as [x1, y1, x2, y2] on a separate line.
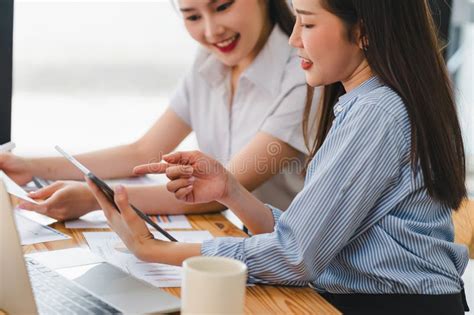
[305, 76, 321, 88]
[213, 55, 239, 67]
[305, 72, 330, 88]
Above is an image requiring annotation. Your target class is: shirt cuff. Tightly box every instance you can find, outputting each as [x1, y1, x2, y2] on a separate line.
[200, 237, 247, 262]
[267, 204, 284, 228]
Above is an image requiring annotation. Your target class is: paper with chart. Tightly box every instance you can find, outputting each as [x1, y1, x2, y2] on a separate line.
[0, 170, 39, 204]
[83, 231, 213, 287]
[15, 211, 70, 245]
[66, 210, 192, 230]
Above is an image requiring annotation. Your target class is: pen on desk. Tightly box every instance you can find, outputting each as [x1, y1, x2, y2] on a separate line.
[32, 177, 44, 189]
[0, 141, 16, 152]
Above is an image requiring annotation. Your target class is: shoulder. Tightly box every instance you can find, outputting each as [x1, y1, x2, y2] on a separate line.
[178, 48, 216, 92]
[350, 85, 411, 152]
[358, 86, 407, 121]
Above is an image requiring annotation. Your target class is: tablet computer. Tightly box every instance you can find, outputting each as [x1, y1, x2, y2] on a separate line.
[55, 145, 177, 242]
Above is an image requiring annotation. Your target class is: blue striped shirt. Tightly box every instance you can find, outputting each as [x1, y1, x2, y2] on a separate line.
[201, 77, 469, 294]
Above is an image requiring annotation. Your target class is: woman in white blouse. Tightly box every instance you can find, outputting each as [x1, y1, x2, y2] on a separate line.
[0, 0, 312, 221]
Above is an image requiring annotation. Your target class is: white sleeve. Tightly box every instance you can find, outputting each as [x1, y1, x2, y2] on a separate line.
[168, 70, 193, 126]
[260, 84, 320, 155]
[259, 54, 320, 154]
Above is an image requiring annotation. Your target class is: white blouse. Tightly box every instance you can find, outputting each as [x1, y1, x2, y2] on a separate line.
[169, 25, 312, 212]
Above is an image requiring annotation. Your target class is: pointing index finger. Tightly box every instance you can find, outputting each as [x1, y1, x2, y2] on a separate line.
[133, 162, 169, 175]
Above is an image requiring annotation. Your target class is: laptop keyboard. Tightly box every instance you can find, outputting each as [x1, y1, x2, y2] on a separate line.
[25, 257, 121, 315]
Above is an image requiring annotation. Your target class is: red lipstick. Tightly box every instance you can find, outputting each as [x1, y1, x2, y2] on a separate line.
[301, 59, 313, 70]
[214, 35, 240, 53]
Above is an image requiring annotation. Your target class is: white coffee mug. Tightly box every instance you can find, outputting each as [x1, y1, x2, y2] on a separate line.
[181, 256, 247, 315]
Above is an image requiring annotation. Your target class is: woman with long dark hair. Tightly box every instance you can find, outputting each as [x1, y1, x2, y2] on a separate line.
[87, 0, 469, 313]
[0, 0, 309, 223]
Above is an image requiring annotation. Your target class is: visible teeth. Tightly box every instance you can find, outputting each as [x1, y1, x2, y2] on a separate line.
[216, 35, 237, 47]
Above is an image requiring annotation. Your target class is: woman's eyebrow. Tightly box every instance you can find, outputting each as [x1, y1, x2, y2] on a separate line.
[179, 7, 196, 12]
[295, 9, 316, 15]
[180, 0, 218, 12]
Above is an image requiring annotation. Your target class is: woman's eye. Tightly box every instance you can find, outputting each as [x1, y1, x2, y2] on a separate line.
[186, 15, 201, 22]
[216, 1, 234, 12]
[301, 24, 314, 29]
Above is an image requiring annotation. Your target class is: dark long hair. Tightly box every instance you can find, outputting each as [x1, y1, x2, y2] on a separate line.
[268, 0, 295, 37]
[303, 0, 466, 209]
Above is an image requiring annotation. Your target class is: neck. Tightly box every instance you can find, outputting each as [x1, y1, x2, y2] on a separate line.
[342, 59, 374, 92]
[232, 21, 273, 76]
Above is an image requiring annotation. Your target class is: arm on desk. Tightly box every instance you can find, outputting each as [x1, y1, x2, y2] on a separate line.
[17, 123, 298, 222]
[12, 109, 191, 220]
[0, 108, 190, 184]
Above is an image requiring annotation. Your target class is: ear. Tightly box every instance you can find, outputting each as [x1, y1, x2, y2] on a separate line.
[359, 36, 369, 51]
[355, 20, 369, 51]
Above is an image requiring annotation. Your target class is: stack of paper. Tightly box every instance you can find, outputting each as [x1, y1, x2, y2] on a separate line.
[83, 231, 213, 287]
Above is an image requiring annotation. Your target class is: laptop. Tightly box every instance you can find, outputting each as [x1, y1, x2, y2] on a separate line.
[0, 180, 181, 314]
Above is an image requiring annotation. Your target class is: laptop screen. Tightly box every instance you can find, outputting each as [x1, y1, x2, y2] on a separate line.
[0, 0, 13, 144]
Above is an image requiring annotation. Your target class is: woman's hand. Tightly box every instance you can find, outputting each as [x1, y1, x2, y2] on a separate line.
[133, 151, 237, 204]
[85, 178, 156, 261]
[19, 181, 98, 221]
[0, 153, 33, 185]
[136, 150, 277, 234]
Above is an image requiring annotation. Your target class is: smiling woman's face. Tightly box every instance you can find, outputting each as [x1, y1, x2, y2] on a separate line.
[178, 0, 270, 68]
[289, 0, 365, 87]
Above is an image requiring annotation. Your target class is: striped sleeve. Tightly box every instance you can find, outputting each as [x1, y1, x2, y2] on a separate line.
[201, 102, 405, 285]
[268, 204, 284, 227]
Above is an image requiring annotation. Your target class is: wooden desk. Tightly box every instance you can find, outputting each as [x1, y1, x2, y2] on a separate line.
[3, 199, 473, 314]
[16, 212, 340, 315]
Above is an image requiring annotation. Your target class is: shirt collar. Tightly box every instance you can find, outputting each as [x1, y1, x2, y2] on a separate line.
[198, 25, 292, 96]
[333, 76, 383, 116]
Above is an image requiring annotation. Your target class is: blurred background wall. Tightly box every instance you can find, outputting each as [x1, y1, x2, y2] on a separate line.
[12, 0, 197, 156]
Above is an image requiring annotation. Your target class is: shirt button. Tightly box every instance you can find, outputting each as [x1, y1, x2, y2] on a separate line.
[335, 105, 343, 113]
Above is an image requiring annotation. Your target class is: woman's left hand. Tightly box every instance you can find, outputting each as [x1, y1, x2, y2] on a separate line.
[85, 177, 156, 261]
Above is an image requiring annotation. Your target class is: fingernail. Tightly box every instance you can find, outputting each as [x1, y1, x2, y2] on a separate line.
[187, 185, 193, 190]
[116, 185, 125, 194]
[189, 177, 196, 183]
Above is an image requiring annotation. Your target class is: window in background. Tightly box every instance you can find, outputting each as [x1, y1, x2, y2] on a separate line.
[12, 0, 197, 157]
[449, 0, 474, 198]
